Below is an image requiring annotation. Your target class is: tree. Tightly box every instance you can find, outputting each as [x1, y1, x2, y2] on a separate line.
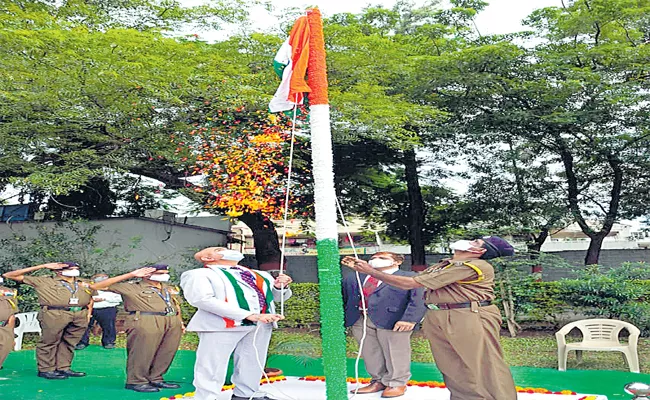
[465, 140, 571, 257]
[325, 2, 472, 267]
[0, 1, 247, 200]
[174, 103, 313, 269]
[419, 0, 650, 265]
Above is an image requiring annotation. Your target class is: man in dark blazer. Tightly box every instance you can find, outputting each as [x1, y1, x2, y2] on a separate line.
[342, 252, 426, 398]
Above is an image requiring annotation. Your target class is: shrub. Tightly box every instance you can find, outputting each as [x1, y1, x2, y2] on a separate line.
[280, 283, 320, 328]
[557, 263, 650, 334]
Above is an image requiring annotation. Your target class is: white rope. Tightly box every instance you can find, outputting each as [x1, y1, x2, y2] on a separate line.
[278, 96, 299, 317]
[335, 195, 367, 398]
[250, 323, 301, 400]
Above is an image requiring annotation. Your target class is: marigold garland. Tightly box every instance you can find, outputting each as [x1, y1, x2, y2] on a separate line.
[160, 376, 289, 399]
[160, 375, 596, 399]
[299, 376, 579, 395]
[172, 107, 311, 220]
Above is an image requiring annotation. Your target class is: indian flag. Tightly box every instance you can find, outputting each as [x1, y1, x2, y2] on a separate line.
[269, 16, 311, 113]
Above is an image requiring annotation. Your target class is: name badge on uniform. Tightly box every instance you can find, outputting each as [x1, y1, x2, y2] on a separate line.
[69, 297, 79, 305]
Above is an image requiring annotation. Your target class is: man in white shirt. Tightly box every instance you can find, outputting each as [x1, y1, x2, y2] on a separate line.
[76, 273, 122, 350]
[181, 247, 293, 400]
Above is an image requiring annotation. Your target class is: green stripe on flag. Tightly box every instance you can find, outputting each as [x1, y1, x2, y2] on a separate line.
[273, 59, 286, 78]
[316, 238, 348, 399]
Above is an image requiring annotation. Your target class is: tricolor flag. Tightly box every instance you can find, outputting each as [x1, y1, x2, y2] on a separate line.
[269, 16, 311, 113]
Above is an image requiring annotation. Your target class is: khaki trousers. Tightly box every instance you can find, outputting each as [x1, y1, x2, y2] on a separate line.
[0, 326, 13, 368]
[422, 305, 517, 400]
[124, 314, 182, 384]
[351, 317, 413, 387]
[36, 309, 88, 372]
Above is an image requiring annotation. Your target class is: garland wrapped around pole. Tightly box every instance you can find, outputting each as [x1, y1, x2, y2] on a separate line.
[306, 7, 349, 400]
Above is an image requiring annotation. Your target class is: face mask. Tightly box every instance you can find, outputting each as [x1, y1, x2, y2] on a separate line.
[368, 258, 394, 269]
[93, 276, 108, 283]
[218, 249, 244, 262]
[450, 240, 477, 252]
[0, 277, 3, 284]
[149, 273, 170, 282]
[61, 270, 80, 277]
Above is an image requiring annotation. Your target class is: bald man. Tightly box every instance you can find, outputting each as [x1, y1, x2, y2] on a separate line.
[180, 247, 293, 400]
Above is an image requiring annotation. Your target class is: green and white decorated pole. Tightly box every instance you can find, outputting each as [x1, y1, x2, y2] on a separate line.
[306, 8, 349, 400]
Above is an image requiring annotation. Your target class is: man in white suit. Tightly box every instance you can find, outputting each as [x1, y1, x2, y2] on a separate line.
[181, 247, 293, 400]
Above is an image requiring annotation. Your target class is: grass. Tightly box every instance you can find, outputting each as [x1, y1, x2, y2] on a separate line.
[19, 329, 650, 373]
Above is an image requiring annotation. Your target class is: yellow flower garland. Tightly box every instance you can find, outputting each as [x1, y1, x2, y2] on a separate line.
[160, 375, 595, 399]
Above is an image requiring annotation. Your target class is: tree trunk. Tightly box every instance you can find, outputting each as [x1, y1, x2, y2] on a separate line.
[527, 228, 549, 275]
[585, 234, 606, 266]
[238, 211, 282, 271]
[559, 145, 622, 266]
[403, 149, 426, 270]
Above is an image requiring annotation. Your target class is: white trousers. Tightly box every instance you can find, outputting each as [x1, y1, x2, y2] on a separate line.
[193, 325, 273, 400]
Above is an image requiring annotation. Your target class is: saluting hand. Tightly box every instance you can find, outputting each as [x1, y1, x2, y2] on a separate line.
[393, 321, 416, 332]
[130, 267, 157, 278]
[341, 257, 373, 275]
[273, 274, 292, 288]
[42, 263, 68, 270]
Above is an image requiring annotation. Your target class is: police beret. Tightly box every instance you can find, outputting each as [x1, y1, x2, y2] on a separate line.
[480, 236, 515, 260]
[146, 264, 169, 271]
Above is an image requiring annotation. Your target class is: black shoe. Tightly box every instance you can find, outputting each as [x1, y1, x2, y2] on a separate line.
[150, 381, 181, 389]
[38, 371, 68, 380]
[56, 370, 86, 377]
[125, 384, 160, 392]
[103, 344, 115, 349]
[74, 344, 87, 350]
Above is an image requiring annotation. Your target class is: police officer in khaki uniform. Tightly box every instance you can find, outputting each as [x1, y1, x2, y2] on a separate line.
[3, 262, 95, 379]
[343, 236, 517, 400]
[0, 276, 18, 370]
[91, 264, 184, 393]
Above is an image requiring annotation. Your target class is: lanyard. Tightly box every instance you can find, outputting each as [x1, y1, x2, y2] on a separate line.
[150, 286, 172, 307]
[60, 280, 79, 297]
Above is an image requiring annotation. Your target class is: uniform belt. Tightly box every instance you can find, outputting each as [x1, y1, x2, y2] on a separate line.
[129, 311, 176, 316]
[426, 301, 491, 310]
[43, 305, 88, 311]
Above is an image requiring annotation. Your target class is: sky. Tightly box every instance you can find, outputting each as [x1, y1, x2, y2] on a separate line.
[185, 0, 564, 41]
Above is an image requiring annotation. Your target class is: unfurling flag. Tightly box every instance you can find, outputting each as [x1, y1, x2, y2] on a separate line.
[269, 16, 311, 113]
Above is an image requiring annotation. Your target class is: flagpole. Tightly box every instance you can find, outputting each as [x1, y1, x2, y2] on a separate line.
[306, 7, 349, 400]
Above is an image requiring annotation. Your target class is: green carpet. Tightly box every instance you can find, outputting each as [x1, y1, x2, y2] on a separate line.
[0, 347, 647, 399]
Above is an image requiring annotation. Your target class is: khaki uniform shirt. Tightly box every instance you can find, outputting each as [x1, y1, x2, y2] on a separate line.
[22, 276, 96, 307]
[107, 281, 180, 313]
[0, 285, 18, 323]
[413, 259, 496, 304]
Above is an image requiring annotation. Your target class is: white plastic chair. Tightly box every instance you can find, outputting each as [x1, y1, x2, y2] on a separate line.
[13, 312, 42, 351]
[556, 318, 640, 373]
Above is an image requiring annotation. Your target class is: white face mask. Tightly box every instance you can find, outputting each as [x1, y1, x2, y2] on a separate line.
[368, 258, 394, 269]
[450, 240, 478, 252]
[149, 273, 170, 282]
[0, 277, 3, 284]
[61, 269, 80, 277]
[218, 249, 245, 262]
[93, 276, 108, 282]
